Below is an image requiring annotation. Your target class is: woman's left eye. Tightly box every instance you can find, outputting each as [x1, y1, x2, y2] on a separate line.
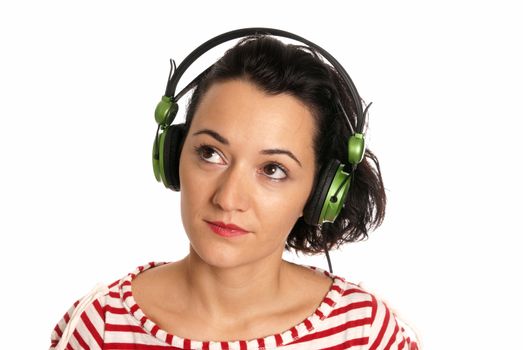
[261, 163, 288, 180]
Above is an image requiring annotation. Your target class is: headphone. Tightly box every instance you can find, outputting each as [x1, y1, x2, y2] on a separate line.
[152, 28, 371, 227]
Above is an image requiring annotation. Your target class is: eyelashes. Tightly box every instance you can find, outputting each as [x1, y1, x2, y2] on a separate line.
[194, 144, 224, 165]
[193, 143, 289, 181]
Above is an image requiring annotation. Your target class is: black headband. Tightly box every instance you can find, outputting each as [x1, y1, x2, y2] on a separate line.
[164, 27, 369, 134]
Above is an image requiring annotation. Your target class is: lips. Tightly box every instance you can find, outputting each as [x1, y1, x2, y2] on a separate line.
[205, 221, 249, 237]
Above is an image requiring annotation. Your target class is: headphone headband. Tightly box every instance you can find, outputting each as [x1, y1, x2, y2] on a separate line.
[163, 27, 368, 134]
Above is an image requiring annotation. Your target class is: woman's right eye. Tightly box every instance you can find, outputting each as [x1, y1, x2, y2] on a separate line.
[194, 145, 224, 165]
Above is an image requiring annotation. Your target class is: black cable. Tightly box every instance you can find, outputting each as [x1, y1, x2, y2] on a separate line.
[322, 231, 333, 274]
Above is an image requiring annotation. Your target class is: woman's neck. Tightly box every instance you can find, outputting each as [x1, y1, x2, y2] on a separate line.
[180, 246, 293, 323]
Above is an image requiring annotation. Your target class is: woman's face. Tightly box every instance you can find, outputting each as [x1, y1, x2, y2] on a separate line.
[179, 79, 316, 269]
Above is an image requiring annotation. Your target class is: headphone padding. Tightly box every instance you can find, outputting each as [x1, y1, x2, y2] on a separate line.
[163, 124, 186, 191]
[303, 159, 341, 225]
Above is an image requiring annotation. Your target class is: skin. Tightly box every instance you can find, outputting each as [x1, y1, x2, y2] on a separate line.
[133, 79, 333, 341]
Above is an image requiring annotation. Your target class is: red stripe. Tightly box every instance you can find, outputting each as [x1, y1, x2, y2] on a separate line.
[105, 324, 146, 333]
[239, 340, 248, 350]
[370, 295, 378, 323]
[321, 337, 368, 350]
[109, 291, 120, 299]
[81, 311, 103, 348]
[130, 304, 140, 314]
[324, 297, 335, 307]
[384, 321, 400, 350]
[329, 300, 373, 317]
[64, 311, 71, 323]
[274, 334, 283, 346]
[202, 341, 210, 350]
[123, 291, 133, 300]
[105, 305, 128, 315]
[304, 318, 314, 331]
[183, 339, 191, 349]
[290, 318, 371, 345]
[122, 280, 131, 287]
[108, 279, 119, 289]
[66, 343, 74, 350]
[369, 302, 391, 350]
[54, 323, 63, 338]
[257, 337, 265, 349]
[165, 334, 173, 344]
[151, 324, 160, 336]
[221, 341, 229, 349]
[93, 299, 105, 321]
[331, 284, 343, 294]
[56, 305, 75, 338]
[343, 288, 365, 297]
[73, 328, 90, 349]
[104, 343, 180, 350]
[290, 326, 298, 339]
[398, 336, 406, 350]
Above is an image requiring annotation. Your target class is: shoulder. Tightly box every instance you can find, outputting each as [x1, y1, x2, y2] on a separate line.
[50, 262, 164, 350]
[50, 282, 112, 350]
[304, 266, 419, 350]
[332, 278, 419, 349]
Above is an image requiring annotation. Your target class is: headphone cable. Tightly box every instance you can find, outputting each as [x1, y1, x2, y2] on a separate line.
[321, 227, 333, 274]
[325, 248, 333, 274]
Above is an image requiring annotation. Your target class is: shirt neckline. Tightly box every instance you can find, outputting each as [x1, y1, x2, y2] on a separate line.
[119, 261, 346, 349]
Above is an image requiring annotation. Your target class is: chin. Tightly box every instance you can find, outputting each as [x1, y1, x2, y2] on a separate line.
[189, 240, 251, 269]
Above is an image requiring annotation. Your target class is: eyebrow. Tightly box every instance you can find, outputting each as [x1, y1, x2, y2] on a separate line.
[192, 128, 302, 167]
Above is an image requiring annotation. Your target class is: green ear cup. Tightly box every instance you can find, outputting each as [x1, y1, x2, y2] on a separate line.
[158, 131, 169, 186]
[152, 136, 161, 182]
[153, 95, 180, 188]
[348, 133, 365, 165]
[319, 165, 351, 223]
[155, 96, 178, 125]
[152, 130, 169, 186]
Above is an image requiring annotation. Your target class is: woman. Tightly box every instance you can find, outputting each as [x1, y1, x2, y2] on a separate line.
[50, 29, 419, 349]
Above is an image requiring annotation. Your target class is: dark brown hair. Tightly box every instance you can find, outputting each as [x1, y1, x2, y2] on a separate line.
[182, 35, 386, 254]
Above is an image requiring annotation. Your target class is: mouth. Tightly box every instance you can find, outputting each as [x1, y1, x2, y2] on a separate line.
[204, 220, 249, 237]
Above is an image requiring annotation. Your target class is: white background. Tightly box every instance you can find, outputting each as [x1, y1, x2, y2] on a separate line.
[1, 1, 521, 349]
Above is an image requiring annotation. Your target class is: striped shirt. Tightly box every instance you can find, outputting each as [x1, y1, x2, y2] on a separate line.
[50, 262, 419, 349]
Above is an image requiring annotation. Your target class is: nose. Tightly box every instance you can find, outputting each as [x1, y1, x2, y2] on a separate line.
[211, 163, 250, 213]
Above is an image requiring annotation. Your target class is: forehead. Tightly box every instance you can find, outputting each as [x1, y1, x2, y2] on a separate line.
[190, 80, 316, 154]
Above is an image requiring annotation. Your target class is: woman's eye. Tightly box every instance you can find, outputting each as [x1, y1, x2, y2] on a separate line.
[262, 163, 288, 180]
[195, 145, 224, 164]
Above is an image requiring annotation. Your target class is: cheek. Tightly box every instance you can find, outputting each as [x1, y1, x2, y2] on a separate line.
[179, 148, 206, 220]
[257, 187, 308, 238]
